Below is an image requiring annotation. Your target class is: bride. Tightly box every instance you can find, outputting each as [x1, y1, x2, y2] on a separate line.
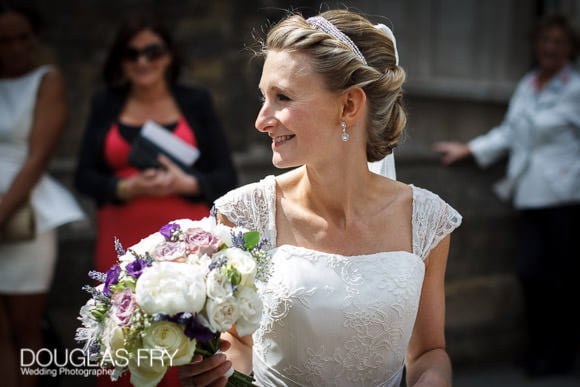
[179, 9, 461, 387]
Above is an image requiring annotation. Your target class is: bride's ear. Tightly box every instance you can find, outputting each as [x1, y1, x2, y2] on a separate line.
[339, 86, 366, 123]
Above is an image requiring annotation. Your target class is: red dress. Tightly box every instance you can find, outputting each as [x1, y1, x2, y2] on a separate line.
[96, 118, 208, 386]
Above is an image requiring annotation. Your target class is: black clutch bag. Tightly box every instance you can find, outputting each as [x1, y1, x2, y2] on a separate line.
[127, 121, 200, 171]
[128, 135, 171, 169]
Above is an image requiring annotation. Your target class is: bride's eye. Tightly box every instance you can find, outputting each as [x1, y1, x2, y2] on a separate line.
[277, 93, 291, 102]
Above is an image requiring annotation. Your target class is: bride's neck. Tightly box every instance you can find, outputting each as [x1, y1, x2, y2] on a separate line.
[296, 164, 372, 224]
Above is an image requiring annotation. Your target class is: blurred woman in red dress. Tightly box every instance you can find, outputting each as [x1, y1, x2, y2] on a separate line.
[75, 13, 238, 386]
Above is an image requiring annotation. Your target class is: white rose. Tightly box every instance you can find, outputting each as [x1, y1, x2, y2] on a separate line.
[118, 252, 135, 267]
[206, 296, 240, 332]
[222, 248, 257, 287]
[213, 223, 233, 247]
[128, 233, 165, 258]
[186, 253, 212, 275]
[196, 216, 217, 230]
[235, 287, 263, 337]
[206, 270, 233, 300]
[142, 321, 197, 366]
[128, 321, 196, 387]
[182, 216, 218, 235]
[128, 356, 167, 387]
[172, 218, 199, 229]
[135, 262, 206, 315]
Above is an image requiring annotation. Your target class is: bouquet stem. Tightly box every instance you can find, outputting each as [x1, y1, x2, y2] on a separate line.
[196, 334, 256, 386]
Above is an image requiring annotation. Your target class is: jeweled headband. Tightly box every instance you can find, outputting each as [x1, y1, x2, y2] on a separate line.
[306, 16, 368, 65]
[305, 16, 399, 66]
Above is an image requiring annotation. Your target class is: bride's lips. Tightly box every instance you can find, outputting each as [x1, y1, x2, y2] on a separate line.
[272, 134, 295, 148]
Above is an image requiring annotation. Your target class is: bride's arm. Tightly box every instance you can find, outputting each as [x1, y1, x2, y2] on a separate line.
[405, 235, 452, 387]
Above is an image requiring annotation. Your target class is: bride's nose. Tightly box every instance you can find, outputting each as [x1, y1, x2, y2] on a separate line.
[255, 102, 277, 133]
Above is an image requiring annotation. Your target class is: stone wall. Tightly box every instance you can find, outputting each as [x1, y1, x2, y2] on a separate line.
[16, 0, 578, 375]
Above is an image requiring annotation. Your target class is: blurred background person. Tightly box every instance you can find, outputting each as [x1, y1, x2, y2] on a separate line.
[434, 13, 580, 377]
[0, 2, 85, 386]
[74, 12, 237, 386]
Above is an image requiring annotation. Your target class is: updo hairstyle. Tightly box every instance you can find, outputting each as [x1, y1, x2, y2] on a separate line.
[262, 9, 406, 162]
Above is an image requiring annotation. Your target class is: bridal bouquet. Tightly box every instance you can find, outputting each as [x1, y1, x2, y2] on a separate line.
[75, 216, 270, 387]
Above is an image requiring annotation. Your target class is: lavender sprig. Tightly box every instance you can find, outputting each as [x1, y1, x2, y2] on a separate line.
[82, 285, 111, 303]
[114, 237, 125, 257]
[88, 270, 107, 283]
[231, 231, 246, 250]
[208, 256, 228, 271]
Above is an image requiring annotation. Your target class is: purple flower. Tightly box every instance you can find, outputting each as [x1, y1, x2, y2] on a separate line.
[103, 264, 121, 294]
[185, 317, 214, 342]
[111, 288, 137, 326]
[159, 223, 181, 241]
[185, 228, 221, 255]
[153, 241, 186, 262]
[170, 313, 214, 342]
[126, 258, 148, 278]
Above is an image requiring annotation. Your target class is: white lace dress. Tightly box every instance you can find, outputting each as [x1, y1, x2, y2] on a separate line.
[214, 175, 461, 387]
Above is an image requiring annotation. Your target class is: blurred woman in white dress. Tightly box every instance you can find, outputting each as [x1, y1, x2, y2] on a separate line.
[0, 3, 84, 386]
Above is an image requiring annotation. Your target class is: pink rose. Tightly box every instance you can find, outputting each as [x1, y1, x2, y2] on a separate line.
[185, 228, 221, 255]
[153, 241, 187, 262]
[111, 288, 137, 327]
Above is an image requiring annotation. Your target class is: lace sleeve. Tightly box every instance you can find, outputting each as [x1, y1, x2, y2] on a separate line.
[213, 175, 277, 244]
[411, 186, 462, 260]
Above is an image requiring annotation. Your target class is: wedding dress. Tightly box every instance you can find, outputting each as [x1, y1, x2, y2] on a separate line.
[215, 175, 461, 386]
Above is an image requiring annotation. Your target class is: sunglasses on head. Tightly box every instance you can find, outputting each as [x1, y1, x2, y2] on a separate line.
[122, 43, 167, 62]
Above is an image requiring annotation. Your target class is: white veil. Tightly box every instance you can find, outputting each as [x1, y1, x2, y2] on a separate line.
[367, 24, 398, 181]
[368, 152, 396, 180]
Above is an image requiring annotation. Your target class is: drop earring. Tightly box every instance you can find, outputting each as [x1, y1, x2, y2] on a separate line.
[341, 122, 350, 142]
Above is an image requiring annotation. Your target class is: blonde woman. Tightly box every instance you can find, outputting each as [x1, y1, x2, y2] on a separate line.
[180, 9, 461, 387]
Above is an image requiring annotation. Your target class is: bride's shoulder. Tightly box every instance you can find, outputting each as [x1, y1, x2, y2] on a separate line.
[215, 175, 276, 205]
[213, 175, 277, 236]
[409, 184, 451, 207]
[408, 184, 462, 228]
[405, 184, 462, 259]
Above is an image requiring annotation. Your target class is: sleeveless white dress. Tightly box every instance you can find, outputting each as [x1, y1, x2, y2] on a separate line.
[0, 66, 85, 293]
[214, 175, 462, 387]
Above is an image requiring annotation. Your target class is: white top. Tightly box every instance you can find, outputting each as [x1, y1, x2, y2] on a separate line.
[469, 64, 580, 209]
[215, 176, 461, 386]
[0, 66, 84, 231]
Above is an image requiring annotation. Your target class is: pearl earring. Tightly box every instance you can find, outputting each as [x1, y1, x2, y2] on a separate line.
[341, 122, 350, 142]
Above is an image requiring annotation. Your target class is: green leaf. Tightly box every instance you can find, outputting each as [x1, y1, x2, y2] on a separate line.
[223, 266, 242, 286]
[243, 232, 260, 250]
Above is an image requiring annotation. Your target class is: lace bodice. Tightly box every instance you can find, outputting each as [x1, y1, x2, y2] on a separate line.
[214, 176, 461, 386]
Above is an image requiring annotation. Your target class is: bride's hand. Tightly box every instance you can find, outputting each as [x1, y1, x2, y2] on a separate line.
[178, 340, 233, 387]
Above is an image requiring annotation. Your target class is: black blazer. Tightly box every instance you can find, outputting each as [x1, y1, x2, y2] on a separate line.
[74, 85, 238, 207]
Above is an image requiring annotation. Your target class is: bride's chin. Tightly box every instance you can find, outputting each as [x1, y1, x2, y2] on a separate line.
[272, 155, 297, 169]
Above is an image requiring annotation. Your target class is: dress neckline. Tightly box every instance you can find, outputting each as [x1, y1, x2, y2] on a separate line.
[264, 175, 418, 258]
[0, 65, 50, 82]
[275, 244, 421, 260]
